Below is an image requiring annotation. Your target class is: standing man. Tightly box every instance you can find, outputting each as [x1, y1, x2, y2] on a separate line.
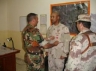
[22, 13, 44, 71]
[43, 11, 70, 71]
[65, 14, 96, 71]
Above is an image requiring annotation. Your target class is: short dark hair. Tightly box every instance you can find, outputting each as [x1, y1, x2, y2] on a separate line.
[78, 21, 91, 29]
[27, 13, 37, 23]
[52, 11, 60, 16]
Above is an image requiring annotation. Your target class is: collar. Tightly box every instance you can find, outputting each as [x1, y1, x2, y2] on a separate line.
[53, 22, 61, 27]
[79, 29, 90, 34]
[27, 24, 34, 28]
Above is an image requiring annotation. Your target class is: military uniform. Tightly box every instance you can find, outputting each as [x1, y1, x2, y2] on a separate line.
[47, 23, 70, 71]
[65, 29, 96, 71]
[22, 24, 44, 71]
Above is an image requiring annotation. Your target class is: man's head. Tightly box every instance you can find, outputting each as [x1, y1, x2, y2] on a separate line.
[51, 11, 60, 25]
[76, 14, 91, 32]
[27, 13, 38, 27]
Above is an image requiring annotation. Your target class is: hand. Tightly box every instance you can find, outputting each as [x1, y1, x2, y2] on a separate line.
[43, 43, 50, 49]
[49, 36, 55, 40]
[31, 41, 39, 47]
[45, 52, 48, 56]
[53, 41, 59, 46]
[46, 36, 55, 41]
[60, 56, 65, 59]
[43, 41, 59, 48]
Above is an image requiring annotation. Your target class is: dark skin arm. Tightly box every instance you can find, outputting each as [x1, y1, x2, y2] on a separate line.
[43, 41, 65, 59]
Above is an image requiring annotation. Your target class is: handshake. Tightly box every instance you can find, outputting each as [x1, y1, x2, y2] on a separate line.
[31, 36, 59, 49]
[40, 36, 59, 49]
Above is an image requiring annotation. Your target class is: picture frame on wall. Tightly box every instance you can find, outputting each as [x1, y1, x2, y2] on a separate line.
[50, 1, 90, 35]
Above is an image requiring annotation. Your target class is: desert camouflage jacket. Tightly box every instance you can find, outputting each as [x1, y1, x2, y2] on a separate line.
[65, 29, 96, 71]
[47, 23, 70, 58]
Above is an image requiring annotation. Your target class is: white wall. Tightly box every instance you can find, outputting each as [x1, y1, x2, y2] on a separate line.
[90, 0, 96, 14]
[0, 0, 8, 30]
[0, 0, 8, 45]
[0, 0, 95, 31]
[7, 0, 91, 31]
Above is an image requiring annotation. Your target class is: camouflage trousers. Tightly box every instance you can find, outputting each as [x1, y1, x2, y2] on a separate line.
[27, 64, 44, 71]
[48, 53, 65, 71]
[24, 53, 45, 71]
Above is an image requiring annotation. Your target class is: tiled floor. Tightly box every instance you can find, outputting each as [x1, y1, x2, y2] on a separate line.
[16, 58, 27, 71]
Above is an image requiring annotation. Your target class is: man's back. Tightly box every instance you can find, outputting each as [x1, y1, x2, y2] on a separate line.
[81, 32, 96, 71]
[65, 30, 96, 71]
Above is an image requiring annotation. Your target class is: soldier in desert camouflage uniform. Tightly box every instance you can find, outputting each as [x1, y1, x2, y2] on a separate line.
[65, 14, 96, 71]
[22, 13, 44, 71]
[43, 11, 70, 71]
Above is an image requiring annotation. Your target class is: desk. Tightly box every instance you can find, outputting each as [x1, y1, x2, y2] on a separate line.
[0, 47, 20, 71]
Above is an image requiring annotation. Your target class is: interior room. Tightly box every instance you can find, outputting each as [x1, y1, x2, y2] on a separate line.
[0, 0, 96, 71]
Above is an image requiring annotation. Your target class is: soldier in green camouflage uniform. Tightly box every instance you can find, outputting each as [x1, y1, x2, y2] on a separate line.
[22, 13, 44, 71]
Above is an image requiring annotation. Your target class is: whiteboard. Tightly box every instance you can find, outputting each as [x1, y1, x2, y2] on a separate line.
[19, 16, 27, 31]
[90, 13, 96, 33]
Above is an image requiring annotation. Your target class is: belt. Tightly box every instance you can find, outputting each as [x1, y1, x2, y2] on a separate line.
[27, 50, 40, 55]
